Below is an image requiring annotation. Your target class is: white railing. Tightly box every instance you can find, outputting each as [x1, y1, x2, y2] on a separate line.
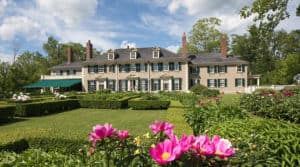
[245, 85, 295, 93]
[41, 75, 82, 80]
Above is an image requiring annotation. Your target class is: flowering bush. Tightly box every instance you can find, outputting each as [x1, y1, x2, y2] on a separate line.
[86, 121, 235, 166]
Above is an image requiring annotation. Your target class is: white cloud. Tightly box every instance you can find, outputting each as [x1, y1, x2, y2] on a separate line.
[0, 52, 12, 63]
[120, 40, 137, 48]
[0, 16, 46, 40]
[166, 45, 179, 53]
[36, 0, 98, 27]
[0, 0, 9, 16]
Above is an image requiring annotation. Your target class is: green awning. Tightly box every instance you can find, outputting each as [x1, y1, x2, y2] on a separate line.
[23, 79, 82, 88]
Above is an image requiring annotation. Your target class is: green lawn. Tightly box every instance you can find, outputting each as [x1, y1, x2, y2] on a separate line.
[220, 94, 240, 106]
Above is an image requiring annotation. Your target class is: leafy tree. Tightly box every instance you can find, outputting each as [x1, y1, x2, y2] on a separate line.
[0, 62, 12, 96]
[189, 17, 222, 53]
[177, 43, 200, 54]
[297, 4, 300, 16]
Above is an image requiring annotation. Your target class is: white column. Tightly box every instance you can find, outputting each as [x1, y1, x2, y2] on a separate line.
[104, 80, 107, 89]
[185, 63, 189, 92]
[257, 78, 260, 87]
[128, 80, 131, 91]
[161, 79, 164, 91]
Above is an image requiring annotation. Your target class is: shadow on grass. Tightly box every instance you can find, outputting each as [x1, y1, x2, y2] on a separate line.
[0, 117, 29, 126]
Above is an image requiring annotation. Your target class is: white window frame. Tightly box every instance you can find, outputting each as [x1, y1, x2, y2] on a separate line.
[153, 63, 158, 72]
[236, 79, 243, 87]
[163, 63, 169, 71]
[88, 80, 96, 91]
[174, 79, 180, 90]
[208, 79, 215, 88]
[130, 51, 137, 59]
[108, 53, 114, 60]
[163, 79, 169, 91]
[208, 66, 215, 73]
[237, 65, 243, 72]
[99, 65, 105, 73]
[219, 66, 226, 73]
[153, 51, 160, 59]
[153, 80, 159, 91]
[107, 80, 114, 90]
[219, 79, 226, 87]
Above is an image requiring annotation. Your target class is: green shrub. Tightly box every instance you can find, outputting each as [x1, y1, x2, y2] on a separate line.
[158, 91, 198, 106]
[0, 105, 15, 122]
[128, 98, 170, 110]
[15, 100, 80, 117]
[79, 97, 133, 109]
[240, 93, 300, 123]
[190, 84, 220, 97]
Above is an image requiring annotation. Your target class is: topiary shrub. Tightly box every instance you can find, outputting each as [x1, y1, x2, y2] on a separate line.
[0, 105, 15, 123]
[190, 84, 220, 97]
[79, 97, 134, 109]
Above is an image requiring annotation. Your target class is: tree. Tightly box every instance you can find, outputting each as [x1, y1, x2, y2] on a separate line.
[177, 43, 200, 54]
[0, 62, 12, 97]
[297, 4, 300, 16]
[189, 17, 222, 53]
[43, 37, 64, 66]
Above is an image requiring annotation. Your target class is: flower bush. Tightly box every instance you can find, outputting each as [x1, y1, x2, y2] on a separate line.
[86, 121, 235, 166]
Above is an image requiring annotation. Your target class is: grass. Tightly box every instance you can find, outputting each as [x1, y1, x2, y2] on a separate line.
[0, 101, 192, 145]
[220, 94, 240, 106]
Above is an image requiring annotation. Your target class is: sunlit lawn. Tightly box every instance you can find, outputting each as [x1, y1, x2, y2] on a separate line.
[0, 108, 166, 145]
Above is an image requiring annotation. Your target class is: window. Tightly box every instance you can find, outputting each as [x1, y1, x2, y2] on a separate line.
[108, 53, 114, 60]
[158, 63, 163, 71]
[130, 64, 136, 72]
[88, 66, 94, 73]
[94, 65, 99, 73]
[60, 70, 63, 75]
[88, 80, 96, 92]
[237, 65, 245, 72]
[163, 79, 169, 91]
[109, 65, 115, 73]
[207, 66, 215, 73]
[99, 65, 106, 73]
[207, 79, 216, 88]
[107, 80, 115, 91]
[66, 70, 70, 75]
[153, 51, 160, 58]
[141, 79, 148, 91]
[56, 70, 63, 76]
[219, 79, 227, 87]
[169, 62, 174, 71]
[130, 51, 137, 59]
[98, 81, 105, 90]
[119, 80, 127, 91]
[140, 64, 146, 72]
[163, 63, 169, 71]
[152, 79, 160, 91]
[190, 66, 199, 74]
[152, 63, 158, 72]
[173, 79, 181, 90]
[219, 66, 226, 73]
[69, 69, 76, 75]
[174, 62, 181, 71]
[235, 78, 245, 87]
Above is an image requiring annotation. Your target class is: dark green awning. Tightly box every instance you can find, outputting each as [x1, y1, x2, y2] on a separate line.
[23, 79, 81, 88]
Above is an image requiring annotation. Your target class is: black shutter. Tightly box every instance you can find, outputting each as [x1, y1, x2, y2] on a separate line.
[119, 80, 122, 91]
[169, 62, 174, 71]
[145, 64, 148, 72]
[136, 64, 140, 72]
[242, 78, 245, 87]
[235, 79, 238, 87]
[242, 65, 245, 72]
[119, 65, 122, 72]
[112, 65, 115, 73]
[207, 79, 210, 87]
[179, 78, 182, 90]
[225, 79, 227, 87]
[179, 62, 182, 71]
[145, 79, 148, 91]
[112, 80, 115, 91]
[214, 66, 218, 73]
[88, 66, 91, 73]
[207, 66, 210, 73]
[125, 80, 128, 91]
[197, 66, 200, 73]
[151, 79, 154, 91]
[94, 65, 98, 73]
[214, 79, 217, 87]
[158, 79, 161, 91]
[104, 65, 107, 73]
[218, 79, 220, 88]
[172, 78, 175, 90]
[126, 64, 130, 72]
[225, 65, 227, 73]
[151, 63, 154, 72]
[158, 63, 163, 71]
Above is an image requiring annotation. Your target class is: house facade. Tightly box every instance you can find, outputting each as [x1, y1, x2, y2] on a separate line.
[40, 33, 248, 94]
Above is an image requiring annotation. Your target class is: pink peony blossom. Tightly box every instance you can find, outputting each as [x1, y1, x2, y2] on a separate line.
[178, 135, 195, 153]
[89, 123, 116, 146]
[150, 139, 182, 165]
[192, 135, 215, 156]
[212, 135, 235, 158]
[89, 148, 95, 155]
[149, 120, 174, 136]
[282, 91, 294, 97]
[118, 130, 129, 140]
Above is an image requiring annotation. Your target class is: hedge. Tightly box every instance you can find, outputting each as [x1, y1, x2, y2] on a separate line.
[128, 98, 170, 110]
[15, 100, 80, 117]
[79, 97, 135, 109]
[0, 105, 15, 123]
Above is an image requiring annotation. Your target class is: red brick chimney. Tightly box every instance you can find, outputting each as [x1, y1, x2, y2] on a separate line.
[86, 40, 93, 60]
[182, 32, 187, 57]
[221, 34, 227, 58]
[67, 47, 73, 64]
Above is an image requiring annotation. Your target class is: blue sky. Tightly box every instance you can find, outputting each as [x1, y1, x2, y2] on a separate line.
[0, 0, 299, 62]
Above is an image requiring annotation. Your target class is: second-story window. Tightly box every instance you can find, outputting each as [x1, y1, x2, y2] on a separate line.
[130, 51, 137, 59]
[99, 65, 106, 73]
[152, 63, 158, 72]
[174, 62, 181, 71]
[207, 66, 215, 73]
[237, 65, 245, 72]
[140, 64, 146, 72]
[219, 66, 227, 73]
[130, 64, 136, 72]
[163, 63, 169, 71]
[109, 65, 115, 73]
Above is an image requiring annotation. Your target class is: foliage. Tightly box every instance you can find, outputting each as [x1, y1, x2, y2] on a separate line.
[158, 91, 198, 107]
[190, 84, 220, 97]
[15, 99, 80, 117]
[189, 17, 222, 52]
[79, 97, 131, 109]
[207, 117, 300, 166]
[297, 4, 300, 16]
[128, 98, 170, 110]
[239, 92, 300, 123]
[177, 42, 200, 54]
[0, 106, 15, 123]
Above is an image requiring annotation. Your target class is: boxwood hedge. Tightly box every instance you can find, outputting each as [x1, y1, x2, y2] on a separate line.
[128, 98, 170, 110]
[0, 105, 15, 123]
[15, 100, 80, 117]
[79, 97, 133, 109]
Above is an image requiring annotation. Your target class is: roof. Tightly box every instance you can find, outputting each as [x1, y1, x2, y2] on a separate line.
[50, 61, 83, 70]
[83, 47, 189, 65]
[23, 79, 82, 88]
[189, 53, 249, 66]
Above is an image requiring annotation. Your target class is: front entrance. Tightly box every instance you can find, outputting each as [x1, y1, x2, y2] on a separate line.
[129, 80, 138, 91]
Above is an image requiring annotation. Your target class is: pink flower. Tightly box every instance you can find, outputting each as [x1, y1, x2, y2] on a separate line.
[118, 130, 129, 140]
[89, 148, 95, 155]
[89, 123, 116, 146]
[149, 120, 174, 136]
[212, 135, 235, 158]
[178, 135, 195, 153]
[150, 139, 182, 165]
[215, 97, 221, 102]
[282, 91, 294, 97]
[192, 135, 215, 156]
[198, 100, 205, 106]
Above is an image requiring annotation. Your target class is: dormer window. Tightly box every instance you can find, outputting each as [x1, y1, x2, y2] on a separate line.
[130, 48, 137, 59]
[107, 49, 115, 60]
[153, 48, 160, 59]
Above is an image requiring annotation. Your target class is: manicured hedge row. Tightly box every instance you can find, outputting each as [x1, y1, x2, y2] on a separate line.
[0, 105, 15, 122]
[15, 100, 80, 117]
[128, 98, 170, 110]
[79, 97, 135, 109]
